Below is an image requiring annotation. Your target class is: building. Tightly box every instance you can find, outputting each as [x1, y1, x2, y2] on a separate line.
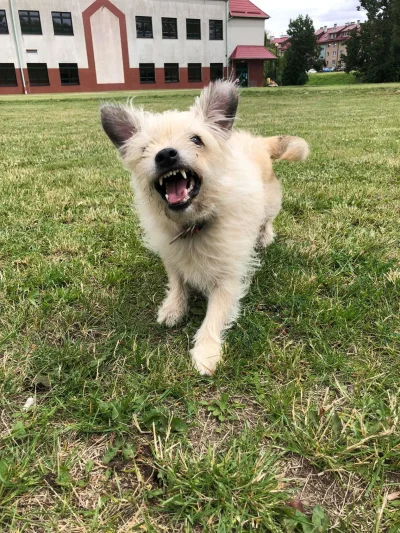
[270, 35, 290, 56]
[317, 22, 361, 69]
[0, 0, 276, 94]
[271, 21, 361, 69]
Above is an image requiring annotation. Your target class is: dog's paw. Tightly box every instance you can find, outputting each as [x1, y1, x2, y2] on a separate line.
[190, 342, 222, 376]
[157, 299, 186, 327]
[259, 223, 275, 248]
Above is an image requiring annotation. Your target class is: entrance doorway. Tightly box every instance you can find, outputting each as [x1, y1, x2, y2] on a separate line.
[236, 63, 248, 87]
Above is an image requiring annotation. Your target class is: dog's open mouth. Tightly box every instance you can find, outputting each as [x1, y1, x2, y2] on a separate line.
[155, 168, 201, 211]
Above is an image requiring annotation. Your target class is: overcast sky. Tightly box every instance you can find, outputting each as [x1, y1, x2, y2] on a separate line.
[252, 0, 367, 38]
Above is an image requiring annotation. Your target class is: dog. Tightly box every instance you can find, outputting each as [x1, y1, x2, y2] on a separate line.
[101, 80, 309, 375]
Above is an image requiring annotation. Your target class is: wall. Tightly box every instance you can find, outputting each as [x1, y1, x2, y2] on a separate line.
[113, 0, 226, 68]
[228, 17, 264, 55]
[1, 0, 89, 67]
[0, 0, 234, 93]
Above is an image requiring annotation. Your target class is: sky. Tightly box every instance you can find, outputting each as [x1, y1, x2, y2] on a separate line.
[252, 0, 368, 38]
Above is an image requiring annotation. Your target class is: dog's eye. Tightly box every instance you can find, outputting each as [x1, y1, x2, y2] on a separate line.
[190, 135, 204, 146]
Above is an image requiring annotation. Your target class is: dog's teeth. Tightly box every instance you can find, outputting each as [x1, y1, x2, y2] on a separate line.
[165, 194, 169, 201]
[181, 170, 187, 180]
[159, 177, 163, 186]
[173, 170, 177, 175]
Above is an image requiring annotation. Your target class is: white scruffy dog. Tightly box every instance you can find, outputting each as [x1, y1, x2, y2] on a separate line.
[101, 80, 309, 375]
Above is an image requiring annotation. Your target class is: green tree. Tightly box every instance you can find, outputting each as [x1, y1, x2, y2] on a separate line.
[282, 15, 320, 85]
[346, 0, 400, 82]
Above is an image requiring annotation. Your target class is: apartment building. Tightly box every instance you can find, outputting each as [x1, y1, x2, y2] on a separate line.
[271, 21, 361, 69]
[317, 22, 360, 69]
[0, 0, 276, 94]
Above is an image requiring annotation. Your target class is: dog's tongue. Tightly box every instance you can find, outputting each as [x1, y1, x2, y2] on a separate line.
[166, 176, 187, 204]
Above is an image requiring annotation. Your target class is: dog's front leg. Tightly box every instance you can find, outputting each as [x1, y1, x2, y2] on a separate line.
[191, 283, 241, 375]
[157, 266, 188, 327]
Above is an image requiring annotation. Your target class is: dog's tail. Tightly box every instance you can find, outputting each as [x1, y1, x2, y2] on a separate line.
[264, 135, 309, 162]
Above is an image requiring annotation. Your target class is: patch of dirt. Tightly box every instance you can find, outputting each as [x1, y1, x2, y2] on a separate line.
[280, 454, 372, 531]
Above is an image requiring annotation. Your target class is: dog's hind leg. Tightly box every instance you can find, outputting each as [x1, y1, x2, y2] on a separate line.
[157, 266, 188, 327]
[259, 219, 276, 248]
[190, 282, 242, 375]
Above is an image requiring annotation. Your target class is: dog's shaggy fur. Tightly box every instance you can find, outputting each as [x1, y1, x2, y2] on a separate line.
[101, 81, 309, 375]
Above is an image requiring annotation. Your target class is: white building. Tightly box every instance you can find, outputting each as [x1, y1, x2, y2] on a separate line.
[0, 0, 276, 94]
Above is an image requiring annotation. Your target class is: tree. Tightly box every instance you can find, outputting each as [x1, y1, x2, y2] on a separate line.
[345, 0, 400, 82]
[282, 15, 320, 85]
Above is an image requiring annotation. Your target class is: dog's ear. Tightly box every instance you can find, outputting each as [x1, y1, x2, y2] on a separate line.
[192, 80, 239, 134]
[101, 104, 139, 150]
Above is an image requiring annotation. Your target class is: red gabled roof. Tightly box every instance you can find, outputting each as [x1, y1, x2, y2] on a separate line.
[230, 45, 277, 60]
[271, 37, 290, 45]
[229, 0, 269, 19]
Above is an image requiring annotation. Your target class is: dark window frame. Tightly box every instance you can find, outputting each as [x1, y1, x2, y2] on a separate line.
[27, 63, 49, 86]
[136, 16, 153, 38]
[19, 10, 42, 35]
[186, 18, 201, 40]
[188, 63, 202, 82]
[52, 11, 73, 36]
[162, 17, 178, 39]
[164, 63, 179, 83]
[59, 63, 80, 85]
[139, 63, 156, 83]
[0, 63, 17, 86]
[209, 19, 223, 40]
[0, 9, 9, 34]
[210, 63, 224, 81]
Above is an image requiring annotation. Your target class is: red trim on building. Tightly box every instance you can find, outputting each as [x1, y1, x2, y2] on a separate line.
[0, 67, 229, 94]
[82, 0, 131, 90]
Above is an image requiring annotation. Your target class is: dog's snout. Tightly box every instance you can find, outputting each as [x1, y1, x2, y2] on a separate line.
[155, 147, 178, 168]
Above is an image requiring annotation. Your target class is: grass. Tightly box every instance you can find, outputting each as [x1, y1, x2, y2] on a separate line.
[306, 72, 357, 86]
[0, 83, 399, 532]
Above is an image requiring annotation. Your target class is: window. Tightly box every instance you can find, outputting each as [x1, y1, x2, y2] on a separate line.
[329, 33, 336, 39]
[59, 63, 79, 85]
[210, 63, 223, 81]
[186, 19, 200, 39]
[136, 16, 153, 38]
[332, 60, 336, 65]
[209, 20, 223, 40]
[162, 17, 177, 39]
[27, 63, 49, 86]
[188, 63, 202, 82]
[139, 63, 155, 83]
[164, 63, 179, 82]
[0, 63, 17, 86]
[333, 51, 337, 56]
[19, 10, 42, 34]
[0, 9, 9, 34]
[333, 43, 337, 47]
[327, 52, 330, 57]
[52, 12, 73, 35]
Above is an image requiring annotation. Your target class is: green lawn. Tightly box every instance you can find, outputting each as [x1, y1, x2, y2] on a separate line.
[306, 72, 357, 86]
[0, 84, 399, 532]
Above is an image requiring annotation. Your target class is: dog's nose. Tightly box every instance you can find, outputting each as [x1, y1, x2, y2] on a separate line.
[155, 147, 178, 168]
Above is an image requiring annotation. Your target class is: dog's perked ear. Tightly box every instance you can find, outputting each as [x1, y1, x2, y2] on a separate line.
[100, 104, 138, 150]
[192, 80, 239, 135]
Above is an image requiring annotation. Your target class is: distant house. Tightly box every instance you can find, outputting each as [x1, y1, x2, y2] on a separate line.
[271, 36, 291, 56]
[271, 21, 362, 69]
